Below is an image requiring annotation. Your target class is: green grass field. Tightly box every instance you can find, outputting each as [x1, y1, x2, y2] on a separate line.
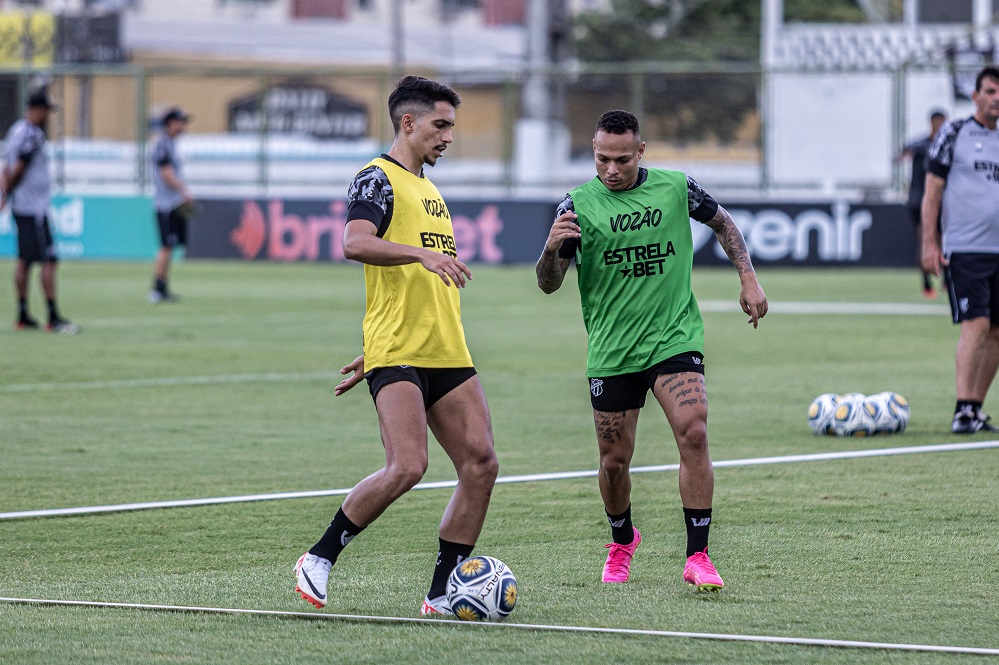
[1, 259, 997, 664]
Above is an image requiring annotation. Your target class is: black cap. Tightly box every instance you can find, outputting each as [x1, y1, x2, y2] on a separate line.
[162, 107, 191, 124]
[27, 89, 57, 110]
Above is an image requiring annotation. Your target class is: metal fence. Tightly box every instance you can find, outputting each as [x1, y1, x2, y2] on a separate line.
[0, 61, 973, 200]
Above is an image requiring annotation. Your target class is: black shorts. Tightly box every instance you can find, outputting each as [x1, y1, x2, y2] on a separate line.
[156, 208, 188, 248]
[366, 366, 477, 410]
[945, 253, 999, 324]
[14, 214, 57, 264]
[588, 352, 705, 412]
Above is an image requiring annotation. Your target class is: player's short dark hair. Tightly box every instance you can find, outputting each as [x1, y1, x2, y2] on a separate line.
[595, 110, 640, 137]
[976, 67, 999, 91]
[929, 109, 946, 121]
[388, 76, 461, 133]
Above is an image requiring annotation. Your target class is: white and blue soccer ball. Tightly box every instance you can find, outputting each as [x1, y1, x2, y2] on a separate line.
[446, 555, 517, 622]
[861, 392, 911, 434]
[873, 391, 910, 433]
[832, 393, 875, 437]
[808, 393, 840, 434]
[863, 393, 897, 434]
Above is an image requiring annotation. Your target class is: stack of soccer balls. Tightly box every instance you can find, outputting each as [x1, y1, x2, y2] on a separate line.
[808, 392, 910, 437]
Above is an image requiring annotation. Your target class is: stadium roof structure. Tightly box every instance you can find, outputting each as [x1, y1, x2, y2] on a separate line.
[122, 15, 527, 70]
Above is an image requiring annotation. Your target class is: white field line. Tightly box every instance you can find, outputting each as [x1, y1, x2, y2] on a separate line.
[2, 440, 996, 521]
[78, 310, 335, 329]
[698, 300, 950, 316]
[0, 597, 996, 656]
[0, 371, 339, 393]
[0, 301, 947, 394]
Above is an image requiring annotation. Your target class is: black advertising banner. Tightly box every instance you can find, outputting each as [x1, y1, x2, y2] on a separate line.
[228, 85, 368, 140]
[693, 201, 917, 267]
[186, 198, 552, 264]
[186, 197, 918, 268]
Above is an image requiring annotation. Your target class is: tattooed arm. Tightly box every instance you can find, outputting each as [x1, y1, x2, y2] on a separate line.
[536, 215, 575, 293]
[537, 195, 580, 294]
[703, 204, 769, 328]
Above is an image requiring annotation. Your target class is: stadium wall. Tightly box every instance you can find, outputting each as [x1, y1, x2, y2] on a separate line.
[0, 195, 916, 267]
[185, 197, 917, 268]
[0, 195, 157, 260]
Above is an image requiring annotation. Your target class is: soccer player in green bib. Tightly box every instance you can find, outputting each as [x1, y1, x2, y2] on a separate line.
[536, 110, 767, 591]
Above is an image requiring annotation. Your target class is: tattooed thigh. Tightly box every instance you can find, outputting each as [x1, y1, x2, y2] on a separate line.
[593, 410, 635, 445]
[658, 372, 708, 411]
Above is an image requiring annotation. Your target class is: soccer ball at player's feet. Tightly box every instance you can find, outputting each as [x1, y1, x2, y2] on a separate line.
[445, 556, 517, 622]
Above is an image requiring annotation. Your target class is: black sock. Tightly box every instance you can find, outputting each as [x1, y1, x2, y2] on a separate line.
[683, 507, 712, 557]
[607, 505, 634, 545]
[18, 298, 28, 319]
[309, 507, 364, 564]
[923, 273, 932, 290]
[154, 277, 167, 294]
[427, 539, 475, 600]
[46, 299, 59, 322]
[956, 400, 980, 417]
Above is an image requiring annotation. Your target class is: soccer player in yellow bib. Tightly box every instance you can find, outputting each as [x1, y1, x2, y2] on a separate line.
[294, 76, 499, 617]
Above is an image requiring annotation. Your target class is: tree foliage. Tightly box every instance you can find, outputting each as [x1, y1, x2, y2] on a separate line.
[570, 0, 876, 143]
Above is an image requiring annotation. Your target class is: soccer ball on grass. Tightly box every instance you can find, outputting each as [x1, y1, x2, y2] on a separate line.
[446, 555, 517, 622]
[808, 393, 840, 434]
[832, 394, 875, 437]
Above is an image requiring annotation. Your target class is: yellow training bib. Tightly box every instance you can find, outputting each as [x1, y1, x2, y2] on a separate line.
[359, 158, 473, 371]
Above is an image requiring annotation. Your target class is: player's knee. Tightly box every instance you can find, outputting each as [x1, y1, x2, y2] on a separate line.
[460, 446, 499, 487]
[599, 451, 630, 477]
[386, 459, 428, 493]
[677, 422, 708, 455]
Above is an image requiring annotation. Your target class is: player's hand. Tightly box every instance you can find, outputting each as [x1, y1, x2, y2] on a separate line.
[921, 242, 945, 276]
[419, 250, 472, 288]
[739, 278, 768, 329]
[544, 212, 580, 254]
[334, 355, 365, 396]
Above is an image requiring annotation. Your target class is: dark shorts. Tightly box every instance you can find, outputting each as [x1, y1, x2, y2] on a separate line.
[588, 351, 705, 412]
[366, 366, 477, 410]
[156, 208, 188, 248]
[945, 253, 999, 324]
[14, 214, 57, 264]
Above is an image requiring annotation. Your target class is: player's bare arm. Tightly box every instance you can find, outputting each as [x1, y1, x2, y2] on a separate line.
[334, 355, 365, 396]
[344, 218, 471, 287]
[159, 164, 193, 203]
[704, 205, 768, 328]
[920, 173, 946, 275]
[536, 211, 579, 293]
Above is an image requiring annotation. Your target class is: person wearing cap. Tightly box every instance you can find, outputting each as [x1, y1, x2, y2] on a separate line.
[1, 89, 78, 334]
[149, 107, 194, 303]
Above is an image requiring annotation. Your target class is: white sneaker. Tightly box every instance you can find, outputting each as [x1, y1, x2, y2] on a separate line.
[294, 552, 332, 608]
[420, 595, 452, 617]
[47, 319, 80, 335]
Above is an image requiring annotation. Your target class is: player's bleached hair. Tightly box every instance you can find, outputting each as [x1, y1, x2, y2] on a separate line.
[976, 66, 999, 91]
[595, 110, 640, 138]
[388, 76, 461, 133]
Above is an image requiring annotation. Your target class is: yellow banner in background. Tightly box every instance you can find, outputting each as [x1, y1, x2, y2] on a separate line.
[0, 12, 55, 66]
